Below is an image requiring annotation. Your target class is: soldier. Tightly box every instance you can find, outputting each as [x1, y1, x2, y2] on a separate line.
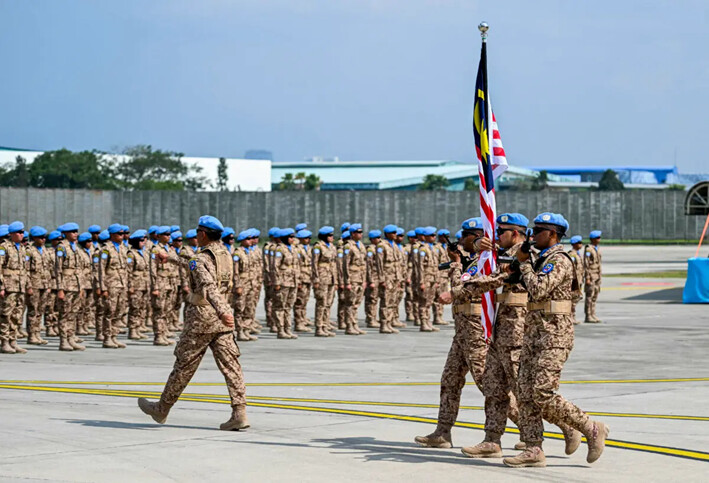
[294, 229, 313, 332]
[364, 229, 383, 330]
[222, 228, 236, 254]
[342, 224, 367, 335]
[584, 230, 602, 323]
[184, 229, 199, 256]
[336, 223, 350, 330]
[88, 225, 102, 248]
[98, 224, 129, 348]
[263, 227, 279, 333]
[137, 215, 249, 431]
[170, 231, 188, 332]
[271, 228, 299, 339]
[311, 226, 337, 337]
[414, 226, 440, 332]
[379, 225, 404, 334]
[503, 213, 608, 468]
[77, 232, 95, 336]
[44, 230, 63, 337]
[150, 226, 176, 346]
[26, 226, 51, 345]
[568, 235, 585, 324]
[126, 230, 150, 340]
[404, 230, 417, 323]
[55, 222, 87, 351]
[233, 230, 256, 342]
[393, 227, 407, 327]
[244, 229, 263, 335]
[414, 217, 486, 448]
[433, 229, 451, 326]
[0, 221, 30, 354]
[146, 225, 159, 251]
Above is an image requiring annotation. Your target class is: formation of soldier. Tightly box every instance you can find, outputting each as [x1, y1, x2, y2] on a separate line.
[0, 218, 602, 354]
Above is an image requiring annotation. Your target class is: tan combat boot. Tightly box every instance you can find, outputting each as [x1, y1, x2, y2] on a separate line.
[502, 445, 546, 468]
[388, 321, 399, 334]
[379, 323, 394, 334]
[219, 405, 250, 431]
[461, 441, 503, 458]
[69, 338, 86, 351]
[1, 340, 17, 354]
[414, 427, 452, 448]
[138, 398, 170, 424]
[344, 322, 359, 335]
[128, 328, 141, 340]
[153, 335, 170, 346]
[561, 425, 583, 455]
[46, 326, 58, 337]
[236, 329, 252, 342]
[584, 421, 609, 463]
[59, 337, 74, 351]
[514, 441, 526, 450]
[102, 336, 118, 349]
[294, 323, 311, 333]
[314, 327, 329, 337]
[283, 324, 298, 339]
[10, 340, 28, 354]
[28, 332, 48, 345]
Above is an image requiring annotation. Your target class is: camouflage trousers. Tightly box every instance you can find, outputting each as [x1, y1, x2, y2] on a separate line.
[152, 287, 174, 338]
[93, 291, 103, 331]
[274, 286, 297, 331]
[364, 285, 379, 325]
[378, 282, 399, 326]
[103, 289, 127, 338]
[405, 283, 418, 323]
[243, 280, 261, 328]
[129, 289, 149, 330]
[481, 342, 521, 440]
[232, 291, 248, 331]
[337, 287, 347, 329]
[571, 292, 582, 320]
[168, 280, 182, 329]
[172, 286, 185, 329]
[517, 316, 589, 445]
[57, 290, 81, 339]
[313, 284, 336, 331]
[264, 284, 275, 327]
[393, 282, 405, 322]
[416, 282, 437, 330]
[293, 282, 311, 327]
[344, 285, 365, 327]
[0, 292, 26, 342]
[436, 314, 488, 428]
[78, 289, 95, 333]
[44, 290, 58, 333]
[584, 279, 601, 320]
[160, 330, 246, 408]
[26, 288, 49, 337]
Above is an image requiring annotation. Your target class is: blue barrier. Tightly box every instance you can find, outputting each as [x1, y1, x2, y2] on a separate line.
[683, 258, 709, 304]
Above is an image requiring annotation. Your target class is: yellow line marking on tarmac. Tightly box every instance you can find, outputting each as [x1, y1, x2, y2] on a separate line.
[602, 286, 681, 291]
[1, 377, 709, 386]
[1, 384, 708, 462]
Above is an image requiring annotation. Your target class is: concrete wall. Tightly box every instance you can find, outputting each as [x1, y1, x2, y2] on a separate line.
[0, 188, 702, 241]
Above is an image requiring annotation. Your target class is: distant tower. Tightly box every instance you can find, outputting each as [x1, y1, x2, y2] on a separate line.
[244, 149, 273, 161]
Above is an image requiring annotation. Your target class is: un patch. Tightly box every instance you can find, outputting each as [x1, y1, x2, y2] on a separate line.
[189, 259, 197, 271]
[467, 266, 478, 276]
[542, 263, 554, 274]
[0, 249, 5, 256]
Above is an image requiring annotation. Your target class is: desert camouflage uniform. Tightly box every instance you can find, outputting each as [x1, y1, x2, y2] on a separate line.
[364, 242, 382, 328]
[568, 247, 584, 322]
[342, 239, 367, 334]
[26, 244, 53, 343]
[433, 242, 450, 325]
[99, 241, 128, 343]
[271, 243, 299, 338]
[414, 242, 440, 332]
[44, 245, 59, 336]
[231, 245, 252, 340]
[311, 240, 337, 336]
[378, 239, 404, 333]
[0, 241, 30, 350]
[150, 242, 177, 342]
[77, 246, 94, 335]
[263, 241, 275, 331]
[55, 240, 86, 346]
[403, 242, 417, 323]
[127, 247, 151, 337]
[293, 243, 312, 331]
[244, 245, 263, 333]
[583, 244, 602, 322]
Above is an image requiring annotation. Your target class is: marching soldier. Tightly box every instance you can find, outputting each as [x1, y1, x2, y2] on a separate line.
[294, 229, 313, 332]
[584, 230, 602, 323]
[342, 224, 367, 335]
[0, 221, 30, 354]
[137, 215, 249, 431]
[26, 226, 51, 345]
[311, 226, 337, 337]
[55, 222, 86, 351]
[568, 235, 585, 324]
[271, 228, 299, 339]
[127, 230, 151, 340]
[99, 224, 128, 349]
[364, 230, 383, 330]
[504, 213, 608, 468]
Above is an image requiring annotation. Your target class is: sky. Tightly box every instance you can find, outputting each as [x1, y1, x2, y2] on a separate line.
[0, 0, 707, 173]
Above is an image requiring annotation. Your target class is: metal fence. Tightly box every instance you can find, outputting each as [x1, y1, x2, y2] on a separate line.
[0, 188, 702, 241]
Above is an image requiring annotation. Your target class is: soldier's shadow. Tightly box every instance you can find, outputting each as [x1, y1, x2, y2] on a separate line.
[58, 418, 214, 431]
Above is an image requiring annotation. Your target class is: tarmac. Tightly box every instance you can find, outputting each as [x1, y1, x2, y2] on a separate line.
[0, 245, 707, 482]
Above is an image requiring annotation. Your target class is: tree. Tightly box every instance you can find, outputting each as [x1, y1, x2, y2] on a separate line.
[294, 172, 307, 190]
[304, 173, 323, 191]
[279, 173, 296, 190]
[667, 183, 686, 191]
[110, 145, 207, 191]
[530, 170, 549, 191]
[598, 169, 625, 191]
[217, 157, 229, 191]
[419, 174, 450, 191]
[0, 156, 30, 187]
[29, 149, 116, 189]
[463, 177, 478, 191]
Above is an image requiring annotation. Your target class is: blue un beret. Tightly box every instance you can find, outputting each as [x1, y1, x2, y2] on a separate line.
[249, 229, 261, 238]
[318, 226, 334, 236]
[368, 229, 382, 239]
[148, 225, 158, 234]
[122, 225, 129, 232]
[421, 226, 437, 236]
[341, 222, 351, 233]
[396, 227, 405, 236]
[383, 224, 398, 234]
[407, 230, 416, 238]
[279, 228, 295, 238]
[236, 230, 250, 242]
[414, 227, 424, 235]
[170, 231, 183, 240]
[48, 230, 62, 241]
[295, 223, 307, 231]
[221, 227, 235, 239]
[497, 213, 529, 229]
[198, 215, 224, 233]
[170, 225, 180, 233]
[78, 232, 92, 243]
[0, 225, 7, 237]
[268, 227, 280, 237]
[341, 230, 351, 239]
[98, 230, 110, 241]
[155, 225, 170, 235]
[130, 229, 147, 240]
[59, 222, 79, 232]
[30, 226, 48, 237]
[570, 235, 583, 244]
[533, 212, 569, 233]
[590, 230, 602, 239]
[108, 223, 123, 234]
[185, 229, 197, 239]
[88, 224, 102, 234]
[23, 230, 29, 238]
[455, 230, 463, 239]
[8, 221, 25, 234]
[462, 218, 483, 231]
[349, 223, 362, 232]
[297, 229, 312, 239]
[437, 228, 450, 236]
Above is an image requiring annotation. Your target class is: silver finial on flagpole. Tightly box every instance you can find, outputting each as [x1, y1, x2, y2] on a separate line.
[478, 21, 489, 41]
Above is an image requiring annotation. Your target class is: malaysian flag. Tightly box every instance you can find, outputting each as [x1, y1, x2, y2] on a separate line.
[473, 36, 508, 341]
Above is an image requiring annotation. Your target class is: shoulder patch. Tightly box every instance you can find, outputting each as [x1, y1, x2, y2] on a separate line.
[0, 249, 6, 256]
[337, 253, 343, 258]
[93, 257, 99, 263]
[126, 257, 133, 264]
[151, 253, 156, 259]
[542, 263, 555, 274]
[367, 251, 373, 257]
[419, 251, 426, 256]
[413, 248, 418, 253]
[189, 259, 197, 271]
[233, 255, 240, 261]
[101, 252, 108, 259]
[275, 251, 282, 258]
[57, 250, 64, 257]
[313, 248, 320, 254]
[376, 247, 383, 253]
[344, 249, 350, 254]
